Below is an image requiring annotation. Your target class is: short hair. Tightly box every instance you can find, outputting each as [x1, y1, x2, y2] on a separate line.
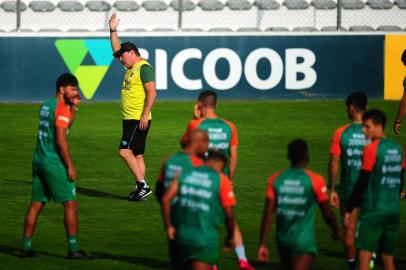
[346, 92, 367, 112]
[198, 90, 217, 108]
[56, 73, 78, 92]
[287, 139, 308, 165]
[363, 109, 386, 129]
[402, 49, 406, 65]
[206, 150, 227, 166]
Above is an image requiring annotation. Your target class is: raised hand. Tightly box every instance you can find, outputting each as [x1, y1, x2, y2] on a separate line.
[109, 12, 120, 30]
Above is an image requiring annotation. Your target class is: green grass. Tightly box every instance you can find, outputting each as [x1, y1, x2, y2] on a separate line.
[0, 100, 405, 270]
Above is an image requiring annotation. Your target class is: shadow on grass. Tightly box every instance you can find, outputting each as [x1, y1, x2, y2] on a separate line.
[0, 244, 64, 258]
[1, 179, 127, 201]
[318, 248, 343, 259]
[91, 252, 170, 269]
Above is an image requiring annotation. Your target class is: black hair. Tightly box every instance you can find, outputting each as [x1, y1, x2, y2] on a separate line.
[363, 109, 386, 129]
[198, 90, 217, 107]
[346, 92, 367, 112]
[56, 73, 78, 92]
[402, 49, 406, 65]
[287, 139, 308, 165]
[206, 150, 227, 166]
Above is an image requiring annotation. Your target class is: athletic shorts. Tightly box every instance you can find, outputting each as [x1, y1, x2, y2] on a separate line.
[356, 213, 400, 255]
[31, 165, 76, 203]
[119, 120, 151, 155]
[169, 241, 218, 266]
[277, 240, 317, 259]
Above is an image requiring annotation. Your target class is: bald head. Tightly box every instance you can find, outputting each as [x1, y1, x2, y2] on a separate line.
[186, 129, 209, 156]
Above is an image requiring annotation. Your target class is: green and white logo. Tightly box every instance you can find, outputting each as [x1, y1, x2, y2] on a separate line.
[55, 39, 113, 99]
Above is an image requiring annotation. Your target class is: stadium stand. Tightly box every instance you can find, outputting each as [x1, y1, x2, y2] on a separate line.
[0, 0, 404, 32]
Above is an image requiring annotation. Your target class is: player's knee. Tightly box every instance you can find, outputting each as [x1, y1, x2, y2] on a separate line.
[119, 149, 132, 159]
[64, 200, 77, 211]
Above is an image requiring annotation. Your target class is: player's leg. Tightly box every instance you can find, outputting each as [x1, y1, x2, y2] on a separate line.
[21, 167, 48, 257]
[119, 149, 144, 180]
[290, 253, 314, 270]
[358, 250, 373, 270]
[232, 223, 255, 270]
[381, 254, 395, 270]
[189, 260, 213, 270]
[340, 201, 357, 270]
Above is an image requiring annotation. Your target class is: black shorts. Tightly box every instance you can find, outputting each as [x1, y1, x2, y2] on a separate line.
[119, 120, 151, 155]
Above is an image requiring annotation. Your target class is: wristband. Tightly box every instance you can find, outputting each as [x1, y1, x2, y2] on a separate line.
[110, 29, 117, 33]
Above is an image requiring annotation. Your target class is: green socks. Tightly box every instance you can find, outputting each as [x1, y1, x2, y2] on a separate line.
[67, 235, 78, 253]
[22, 236, 32, 252]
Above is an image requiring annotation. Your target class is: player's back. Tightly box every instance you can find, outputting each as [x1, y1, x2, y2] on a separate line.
[270, 168, 326, 253]
[161, 151, 203, 188]
[33, 98, 67, 167]
[361, 138, 404, 217]
[332, 123, 370, 202]
[172, 165, 224, 247]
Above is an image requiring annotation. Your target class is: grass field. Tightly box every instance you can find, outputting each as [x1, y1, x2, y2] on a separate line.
[0, 100, 405, 270]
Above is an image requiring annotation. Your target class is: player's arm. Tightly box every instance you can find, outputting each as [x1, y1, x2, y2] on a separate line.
[56, 126, 76, 181]
[319, 202, 340, 240]
[109, 12, 121, 53]
[229, 145, 238, 179]
[257, 197, 274, 262]
[139, 73, 157, 130]
[161, 177, 179, 240]
[328, 154, 340, 208]
[223, 206, 235, 247]
[344, 170, 370, 221]
[394, 90, 406, 135]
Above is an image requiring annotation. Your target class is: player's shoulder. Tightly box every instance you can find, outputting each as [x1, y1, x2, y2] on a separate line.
[268, 169, 285, 183]
[364, 139, 380, 151]
[220, 118, 237, 129]
[189, 117, 206, 127]
[333, 123, 351, 136]
[303, 169, 325, 182]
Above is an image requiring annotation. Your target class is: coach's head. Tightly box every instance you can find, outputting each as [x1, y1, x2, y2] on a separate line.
[288, 139, 309, 168]
[113, 42, 141, 68]
[56, 73, 80, 106]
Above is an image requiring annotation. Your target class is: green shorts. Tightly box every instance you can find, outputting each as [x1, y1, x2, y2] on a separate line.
[32, 165, 76, 203]
[356, 213, 400, 255]
[170, 241, 218, 267]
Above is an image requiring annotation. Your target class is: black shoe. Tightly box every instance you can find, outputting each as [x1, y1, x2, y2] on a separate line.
[20, 250, 37, 258]
[67, 250, 91, 260]
[128, 186, 152, 201]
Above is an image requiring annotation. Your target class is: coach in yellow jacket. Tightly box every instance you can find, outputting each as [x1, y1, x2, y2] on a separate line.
[109, 13, 157, 201]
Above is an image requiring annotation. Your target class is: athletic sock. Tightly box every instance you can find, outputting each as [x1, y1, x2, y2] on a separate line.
[347, 259, 357, 270]
[235, 245, 248, 261]
[67, 235, 79, 253]
[22, 236, 32, 252]
[136, 179, 148, 189]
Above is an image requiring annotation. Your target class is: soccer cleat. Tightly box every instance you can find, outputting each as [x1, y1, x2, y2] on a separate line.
[128, 186, 152, 201]
[67, 250, 91, 260]
[239, 259, 255, 270]
[19, 250, 37, 258]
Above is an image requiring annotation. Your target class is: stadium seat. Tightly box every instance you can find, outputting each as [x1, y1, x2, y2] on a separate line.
[1, 1, 27, 12]
[237, 27, 262, 31]
[198, 0, 225, 10]
[367, 0, 393, 9]
[395, 0, 406, 8]
[57, 1, 84, 11]
[68, 28, 90, 32]
[227, 0, 253, 10]
[181, 27, 204, 31]
[376, 25, 403, 31]
[29, 1, 55, 12]
[293, 26, 318, 31]
[38, 28, 62, 32]
[283, 0, 310, 9]
[170, 0, 197, 10]
[208, 27, 233, 31]
[342, 0, 365, 9]
[85, 1, 111, 11]
[321, 26, 347, 31]
[311, 0, 336, 9]
[141, 0, 169, 11]
[114, 0, 141, 11]
[254, 0, 281, 9]
[125, 28, 147, 31]
[349, 25, 375, 31]
[152, 27, 176, 31]
[265, 26, 289, 31]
